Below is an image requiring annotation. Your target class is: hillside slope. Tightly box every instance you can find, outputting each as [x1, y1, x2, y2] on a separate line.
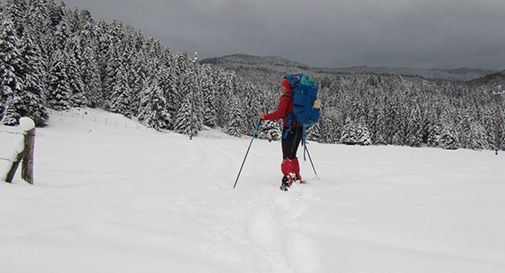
[1, 108, 504, 273]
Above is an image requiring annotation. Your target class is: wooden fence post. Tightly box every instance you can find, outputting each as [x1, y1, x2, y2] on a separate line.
[21, 128, 35, 184]
[5, 147, 24, 183]
[4, 117, 35, 184]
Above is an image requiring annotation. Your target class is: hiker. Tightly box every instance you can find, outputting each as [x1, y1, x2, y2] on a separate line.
[259, 79, 321, 189]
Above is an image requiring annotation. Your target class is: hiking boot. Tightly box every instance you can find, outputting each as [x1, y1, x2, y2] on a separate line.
[280, 176, 290, 191]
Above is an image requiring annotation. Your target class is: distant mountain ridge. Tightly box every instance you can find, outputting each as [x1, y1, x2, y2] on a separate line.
[468, 70, 505, 90]
[201, 54, 498, 82]
[201, 54, 310, 73]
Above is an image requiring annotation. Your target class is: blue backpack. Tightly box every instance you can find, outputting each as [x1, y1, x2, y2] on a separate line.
[284, 74, 320, 158]
[284, 74, 320, 129]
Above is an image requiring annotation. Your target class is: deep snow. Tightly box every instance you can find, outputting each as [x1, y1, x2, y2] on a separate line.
[1, 108, 505, 273]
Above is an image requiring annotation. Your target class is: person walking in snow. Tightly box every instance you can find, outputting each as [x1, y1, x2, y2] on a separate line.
[259, 79, 321, 190]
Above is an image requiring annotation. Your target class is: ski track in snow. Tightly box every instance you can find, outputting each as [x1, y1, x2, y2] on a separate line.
[239, 185, 320, 273]
[199, 156, 321, 273]
[1, 108, 505, 273]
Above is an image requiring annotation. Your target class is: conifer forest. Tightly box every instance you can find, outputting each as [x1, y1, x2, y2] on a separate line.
[1, 0, 504, 151]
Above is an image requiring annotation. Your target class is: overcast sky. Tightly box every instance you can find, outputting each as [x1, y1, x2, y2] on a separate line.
[62, 0, 505, 70]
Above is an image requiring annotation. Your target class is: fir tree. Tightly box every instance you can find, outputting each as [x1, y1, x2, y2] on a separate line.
[468, 122, 488, 150]
[53, 13, 70, 50]
[439, 128, 459, 150]
[19, 33, 48, 125]
[340, 118, 371, 145]
[0, 19, 23, 124]
[258, 120, 281, 141]
[174, 94, 198, 136]
[108, 62, 132, 117]
[157, 64, 177, 128]
[374, 104, 389, 145]
[65, 36, 87, 107]
[307, 123, 321, 142]
[1, 95, 22, 125]
[129, 50, 147, 115]
[103, 44, 120, 102]
[226, 98, 244, 137]
[5, 0, 27, 36]
[47, 0, 65, 28]
[138, 77, 172, 130]
[80, 37, 102, 107]
[182, 57, 204, 132]
[201, 65, 218, 128]
[317, 109, 335, 143]
[405, 105, 423, 147]
[214, 69, 233, 128]
[47, 49, 70, 110]
[26, 0, 54, 68]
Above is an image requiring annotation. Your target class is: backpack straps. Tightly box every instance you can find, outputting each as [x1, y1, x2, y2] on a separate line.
[283, 112, 302, 139]
[282, 74, 300, 140]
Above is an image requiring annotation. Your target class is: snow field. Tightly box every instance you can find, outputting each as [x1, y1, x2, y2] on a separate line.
[1, 108, 504, 273]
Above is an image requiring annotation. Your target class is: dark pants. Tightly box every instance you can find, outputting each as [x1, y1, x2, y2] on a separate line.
[282, 127, 303, 159]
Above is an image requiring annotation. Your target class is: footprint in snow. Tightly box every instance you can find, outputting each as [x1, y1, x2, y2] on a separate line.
[282, 231, 321, 273]
[274, 192, 292, 210]
[274, 190, 308, 222]
[247, 208, 275, 246]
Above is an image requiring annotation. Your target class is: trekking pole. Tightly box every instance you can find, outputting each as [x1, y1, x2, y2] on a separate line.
[233, 120, 262, 189]
[304, 143, 319, 180]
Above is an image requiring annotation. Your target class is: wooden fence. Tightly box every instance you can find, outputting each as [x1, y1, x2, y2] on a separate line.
[1, 117, 36, 184]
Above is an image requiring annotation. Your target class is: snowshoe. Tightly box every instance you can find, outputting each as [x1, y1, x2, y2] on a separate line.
[280, 176, 290, 191]
[290, 173, 298, 183]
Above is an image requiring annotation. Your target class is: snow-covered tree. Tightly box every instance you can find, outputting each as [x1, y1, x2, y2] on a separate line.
[258, 120, 281, 141]
[157, 64, 177, 129]
[185, 57, 204, 131]
[102, 44, 120, 101]
[174, 94, 199, 136]
[80, 37, 101, 107]
[19, 33, 48, 125]
[201, 65, 218, 128]
[1, 95, 22, 125]
[65, 36, 87, 107]
[5, 0, 27, 36]
[47, 49, 70, 110]
[439, 128, 459, 150]
[53, 13, 70, 50]
[138, 77, 172, 130]
[405, 105, 423, 147]
[307, 123, 321, 142]
[108, 63, 132, 117]
[468, 122, 488, 150]
[214, 69, 233, 128]
[340, 118, 371, 145]
[226, 98, 245, 137]
[0, 19, 23, 124]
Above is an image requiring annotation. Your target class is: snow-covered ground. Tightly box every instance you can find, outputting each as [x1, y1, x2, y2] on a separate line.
[1, 108, 504, 273]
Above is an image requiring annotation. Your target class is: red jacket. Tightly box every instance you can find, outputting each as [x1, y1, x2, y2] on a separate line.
[264, 90, 299, 128]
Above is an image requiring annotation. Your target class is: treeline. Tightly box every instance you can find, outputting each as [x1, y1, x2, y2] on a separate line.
[205, 61, 505, 151]
[311, 74, 505, 151]
[0, 0, 274, 137]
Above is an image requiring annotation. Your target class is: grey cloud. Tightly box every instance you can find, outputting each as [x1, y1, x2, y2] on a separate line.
[63, 0, 505, 69]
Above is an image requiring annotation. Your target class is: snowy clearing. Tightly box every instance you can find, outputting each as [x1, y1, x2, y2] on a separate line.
[1, 108, 505, 273]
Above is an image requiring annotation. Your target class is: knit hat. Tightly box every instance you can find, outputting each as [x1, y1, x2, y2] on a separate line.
[281, 79, 292, 90]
